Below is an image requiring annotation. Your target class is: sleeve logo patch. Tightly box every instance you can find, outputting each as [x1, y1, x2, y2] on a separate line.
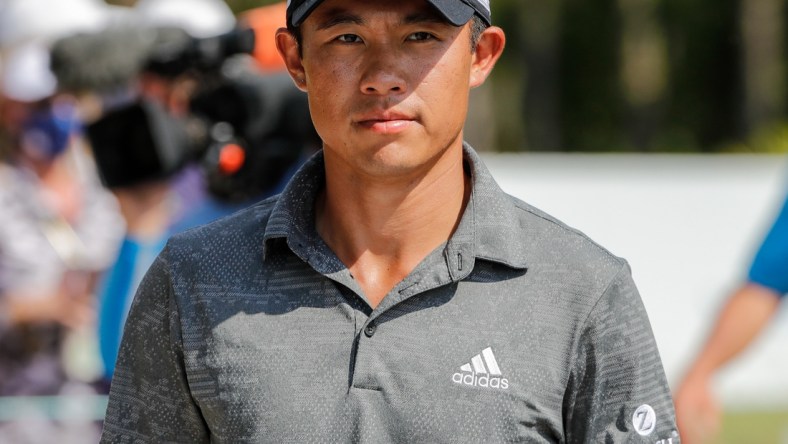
[632, 404, 657, 436]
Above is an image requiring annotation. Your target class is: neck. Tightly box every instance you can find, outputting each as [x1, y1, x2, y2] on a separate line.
[316, 144, 470, 307]
[114, 181, 174, 241]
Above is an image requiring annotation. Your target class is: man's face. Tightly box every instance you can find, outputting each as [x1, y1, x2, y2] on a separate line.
[282, 0, 491, 178]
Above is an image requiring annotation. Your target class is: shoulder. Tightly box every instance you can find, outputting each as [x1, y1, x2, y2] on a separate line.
[748, 189, 788, 295]
[488, 192, 632, 313]
[465, 145, 624, 285]
[509, 193, 626, 273]
[166, 194, 279, 261]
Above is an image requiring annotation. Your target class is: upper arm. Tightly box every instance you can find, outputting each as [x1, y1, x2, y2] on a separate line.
[101, 247, 209, 443]
[563, 263, 680, 443]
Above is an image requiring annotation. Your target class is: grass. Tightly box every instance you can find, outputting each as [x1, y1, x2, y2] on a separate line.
[716, 410, 788, 444]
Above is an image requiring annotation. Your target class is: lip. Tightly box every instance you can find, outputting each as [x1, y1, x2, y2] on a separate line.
[355, 111, 417, 135]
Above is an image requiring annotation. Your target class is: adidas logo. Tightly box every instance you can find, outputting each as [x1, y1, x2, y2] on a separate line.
[451, 347, 509, 390]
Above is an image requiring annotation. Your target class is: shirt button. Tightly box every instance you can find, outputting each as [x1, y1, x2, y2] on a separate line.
[364, 322, 377, 338]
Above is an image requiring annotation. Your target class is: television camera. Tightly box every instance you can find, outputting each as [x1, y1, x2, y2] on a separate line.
[50, 24, 318, 202]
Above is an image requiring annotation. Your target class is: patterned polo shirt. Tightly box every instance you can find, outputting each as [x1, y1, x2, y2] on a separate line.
[102, 144, 679, 443]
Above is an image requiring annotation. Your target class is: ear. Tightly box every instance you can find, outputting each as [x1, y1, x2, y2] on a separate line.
[469, 26, 506, 89]
[276, 28, 308, 91]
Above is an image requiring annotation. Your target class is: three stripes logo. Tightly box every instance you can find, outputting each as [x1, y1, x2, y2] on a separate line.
[452, 347, 509, 390]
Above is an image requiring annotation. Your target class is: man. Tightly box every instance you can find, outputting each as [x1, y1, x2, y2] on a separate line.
[675, 191, 788, 444]
[0, 40, 124, 441]
[101, 0, 680, 442]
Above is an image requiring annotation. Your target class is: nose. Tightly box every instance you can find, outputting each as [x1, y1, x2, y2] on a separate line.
[359, 52, 407, 95]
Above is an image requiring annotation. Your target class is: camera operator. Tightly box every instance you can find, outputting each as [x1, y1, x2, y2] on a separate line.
[47, 0, 319, 388]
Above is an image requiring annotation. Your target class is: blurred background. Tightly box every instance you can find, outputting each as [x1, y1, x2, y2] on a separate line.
[0, 0, 786, 443]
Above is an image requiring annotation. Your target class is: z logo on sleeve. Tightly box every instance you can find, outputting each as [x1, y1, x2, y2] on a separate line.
[633, 404, 656, 436]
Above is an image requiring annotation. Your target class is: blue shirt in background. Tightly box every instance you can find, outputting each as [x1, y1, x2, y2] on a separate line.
[748, 191, 788, 296]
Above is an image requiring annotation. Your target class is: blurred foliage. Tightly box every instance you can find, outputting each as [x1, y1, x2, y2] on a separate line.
[723, 123, 788, 153]
[485, 0, 788, 153]
[659, 0, 744, 152]
[107, 0, 788, 153]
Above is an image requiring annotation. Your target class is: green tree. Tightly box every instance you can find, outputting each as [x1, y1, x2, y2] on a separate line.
[659, 0, 744, 151]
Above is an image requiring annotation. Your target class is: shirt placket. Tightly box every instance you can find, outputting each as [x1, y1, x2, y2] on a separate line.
[286, 212, 475, 394]
[344, 243, 474, 392]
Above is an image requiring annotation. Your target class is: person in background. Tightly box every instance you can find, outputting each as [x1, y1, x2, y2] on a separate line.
[94, 0, 316, 387]
[91, 0, 237, 388]
[675, 190, 788, 444]
[0, 40, 124, 442]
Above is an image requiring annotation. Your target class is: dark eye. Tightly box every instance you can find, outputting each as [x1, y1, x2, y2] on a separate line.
[337, 34, 362, 43]
[407, 32, 434, 41]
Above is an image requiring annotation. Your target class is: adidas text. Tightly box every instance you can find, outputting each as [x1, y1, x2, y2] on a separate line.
[452, 372, 509, 389]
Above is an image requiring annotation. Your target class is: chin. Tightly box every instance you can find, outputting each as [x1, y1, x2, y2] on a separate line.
[325, 131, 461, 177]
[364, 144, 452, 178]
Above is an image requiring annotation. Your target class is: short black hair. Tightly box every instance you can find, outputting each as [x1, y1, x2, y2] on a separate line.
[469, 14, 488, 50]
[287, 14, 489, 57]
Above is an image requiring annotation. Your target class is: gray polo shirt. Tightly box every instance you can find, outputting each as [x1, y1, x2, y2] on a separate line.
[102, 144, 679, 443]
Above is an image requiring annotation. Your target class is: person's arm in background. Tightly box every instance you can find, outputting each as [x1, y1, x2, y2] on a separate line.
[675, 192, 788, 444]
[674, 284, 781, 444]
[3, 273, 96, 330]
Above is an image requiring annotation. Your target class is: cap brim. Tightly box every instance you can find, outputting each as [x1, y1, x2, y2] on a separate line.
[425, 0, 476, 26]
[290, 0, 481, 28]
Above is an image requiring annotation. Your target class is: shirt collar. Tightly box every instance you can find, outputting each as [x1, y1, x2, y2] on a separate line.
[262, 149, 325, 263]
[453, 143, 529, 271]
[263, 143, 529, 272]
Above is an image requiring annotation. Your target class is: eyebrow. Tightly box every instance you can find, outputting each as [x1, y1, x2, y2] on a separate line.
[314, 8, 450, 31]
[315, 10, 363, 30]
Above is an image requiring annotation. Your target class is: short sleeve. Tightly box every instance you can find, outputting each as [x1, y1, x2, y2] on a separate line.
[748, 192, 788, 296]
[564, 263, 680, 443]
[100, 247, 209, 443]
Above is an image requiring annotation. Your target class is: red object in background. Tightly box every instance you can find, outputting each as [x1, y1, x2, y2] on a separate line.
[218, 143, 246, 175]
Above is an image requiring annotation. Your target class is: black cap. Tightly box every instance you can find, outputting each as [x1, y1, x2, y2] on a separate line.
[286, 0, 491, 28]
